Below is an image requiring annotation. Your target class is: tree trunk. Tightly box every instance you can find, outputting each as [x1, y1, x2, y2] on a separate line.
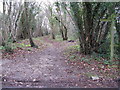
[39, 28, 44, 36]
[51, 24, 55, 39]
[63, 25, 68, 40]
[70, 2, 112, 55]
[115, 19, 120, 59]
[55, 17, 68, 40]
[24, 2, 37, 48]
[2, 1, 6, 46]
[52, 32, 55, 39]
[8, 2, 13, 41]
[14, 4, 23, 41]
[115, 21, 120, 43]
[60, 28, 65, 40]
[110, 20, 115, 61]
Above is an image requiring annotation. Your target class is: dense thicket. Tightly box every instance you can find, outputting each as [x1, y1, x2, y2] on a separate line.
[70, 2, 117, 55]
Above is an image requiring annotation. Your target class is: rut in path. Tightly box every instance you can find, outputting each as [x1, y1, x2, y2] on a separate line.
[2, 40, 81, 88]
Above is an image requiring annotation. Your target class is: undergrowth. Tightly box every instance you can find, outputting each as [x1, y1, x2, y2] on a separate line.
[65, 45, 119, 66]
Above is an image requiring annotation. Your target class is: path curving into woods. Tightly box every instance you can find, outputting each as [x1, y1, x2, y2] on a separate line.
[2, 38, 81, 88]
[2, 37, 118, 88]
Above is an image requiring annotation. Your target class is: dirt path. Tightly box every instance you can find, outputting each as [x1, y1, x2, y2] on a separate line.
[2, 37, 118, 88]
[2, 38, 82, 88]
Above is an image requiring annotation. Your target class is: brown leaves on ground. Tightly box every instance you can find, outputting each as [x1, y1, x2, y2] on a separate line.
[1, 37, 48, 59]
[1, 36, 119, 88]
[64, 45, 119, 88]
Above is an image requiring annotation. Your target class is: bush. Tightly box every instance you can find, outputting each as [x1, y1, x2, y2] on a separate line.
[4, 46, 13, 52]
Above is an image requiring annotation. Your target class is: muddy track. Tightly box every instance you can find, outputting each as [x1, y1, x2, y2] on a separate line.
[2, 39, 81, 88]
[2, 38, 118, 88]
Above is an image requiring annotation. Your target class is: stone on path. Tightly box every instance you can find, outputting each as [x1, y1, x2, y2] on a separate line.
[90, 75, 99, 80]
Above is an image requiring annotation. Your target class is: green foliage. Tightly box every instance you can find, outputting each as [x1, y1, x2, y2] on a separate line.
[97, 39, 110, 57]
[97, 31, 120, 60]
[103, 60, 111, 65]
[25, 44, 31, 47]
[80, 57, 91, 62]
[4, 45, 13, 52]
[91, 53, 119, 65]
[2, 42, 13, 53]
[1, 42, 15, 53]
[70, 55, 76, 59]
[102, 59, 119, 65]
[3, 38, 13, 52]
[93, 56, 101, 61]
[0, 46, 5, 50]
[16, 43, 31, 47]
[70, 2, 117, 55]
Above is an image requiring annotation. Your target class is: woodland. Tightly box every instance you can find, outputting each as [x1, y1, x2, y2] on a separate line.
[0, 0, 120, 88]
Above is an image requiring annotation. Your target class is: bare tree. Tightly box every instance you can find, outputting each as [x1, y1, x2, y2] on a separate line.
[55, 2, 68, 40]
[24, 2, 37, 48]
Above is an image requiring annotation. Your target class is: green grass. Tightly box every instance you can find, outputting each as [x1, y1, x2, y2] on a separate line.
[0, 42, 32, 52]
[55, 35, 63, 41]
[14, 43, 31, 48]
[68, 45, 80, 50]
[0, 46, 5, 50]
[68, 36, 78, 41]
[80, 57, 92, 62]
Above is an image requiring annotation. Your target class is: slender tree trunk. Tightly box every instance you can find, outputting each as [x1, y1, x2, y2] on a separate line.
[39, 26, 44, 36]
[115, 21, 120, 43]
[2, 1, 6, 46]
[55, 17, 68, 40]
[110, 20, 115, 61]
[14, 4, 23, 41]
[115, 19, 120, 64]
[24, 2, 37, 48]
[51, 24, 55, 39]
[8, 2, 12, 41]
[60, 28, 65, 40]
[63, 26, 68, 40]
[52, 32, 55, 39]
[55, 3, 68, 41]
